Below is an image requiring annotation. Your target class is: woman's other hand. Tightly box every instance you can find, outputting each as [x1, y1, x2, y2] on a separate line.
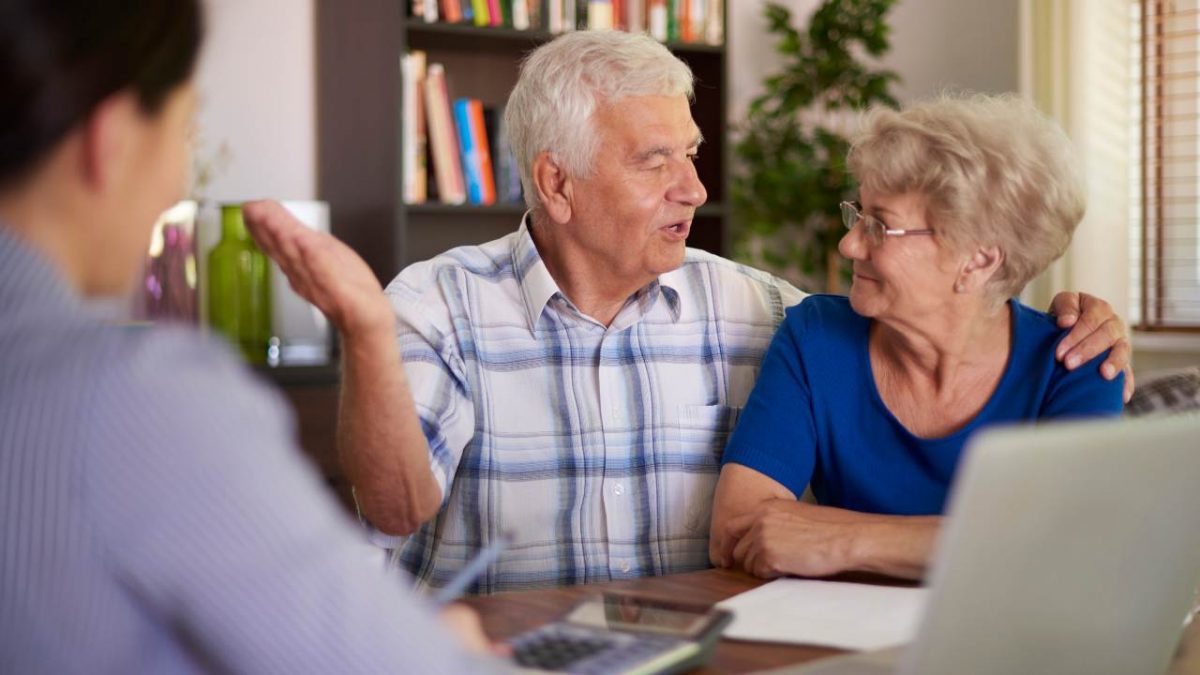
[725, 500, 857, 579]
[726, 501, 940, 581]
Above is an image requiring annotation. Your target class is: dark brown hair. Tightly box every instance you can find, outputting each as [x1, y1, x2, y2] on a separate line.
[0, 0, 204, 187]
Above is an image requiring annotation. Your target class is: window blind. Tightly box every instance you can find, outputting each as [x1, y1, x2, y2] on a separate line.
[1137, 0, 1200, 330]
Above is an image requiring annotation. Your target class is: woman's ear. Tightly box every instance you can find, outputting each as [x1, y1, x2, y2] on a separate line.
[532, 151, 572, 225]
[955, 245, 1004, 294]
[80, 91, 139, 192]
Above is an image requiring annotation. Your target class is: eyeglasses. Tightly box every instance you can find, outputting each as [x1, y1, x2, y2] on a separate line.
[839, 201, 935, 247]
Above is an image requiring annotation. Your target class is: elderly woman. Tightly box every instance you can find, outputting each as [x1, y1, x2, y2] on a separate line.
[709, 94, 1125, 581]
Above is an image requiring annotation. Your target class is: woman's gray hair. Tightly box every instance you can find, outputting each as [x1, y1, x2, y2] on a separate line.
[505, 30, 694, 210]
[848, 93, 1086, 299]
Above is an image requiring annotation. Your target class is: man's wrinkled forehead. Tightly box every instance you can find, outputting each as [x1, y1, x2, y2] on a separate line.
[594, 93, 699, 139]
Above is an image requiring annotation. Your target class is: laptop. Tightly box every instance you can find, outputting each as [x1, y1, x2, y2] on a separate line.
[779, 414, 1200, 675]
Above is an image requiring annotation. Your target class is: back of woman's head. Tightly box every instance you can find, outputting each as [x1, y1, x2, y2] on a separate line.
[848, 93, 1086, 299]
[0, 0, 204, 189]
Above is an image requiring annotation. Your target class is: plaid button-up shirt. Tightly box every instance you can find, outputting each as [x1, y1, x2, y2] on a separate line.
[383, 219, 803, 593]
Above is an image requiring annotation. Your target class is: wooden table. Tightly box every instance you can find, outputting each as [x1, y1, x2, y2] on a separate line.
[463, 568, 1200, 674]
[462, 568, 843, 673]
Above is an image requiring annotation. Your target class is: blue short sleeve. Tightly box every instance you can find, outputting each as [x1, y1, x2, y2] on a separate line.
[721, 306, 818, 498]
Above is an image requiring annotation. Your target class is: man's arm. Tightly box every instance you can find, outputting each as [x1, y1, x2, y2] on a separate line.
[243, 200, 440, 535]
[338, 323, 442, 535]
[1048, 292, 1135, 402]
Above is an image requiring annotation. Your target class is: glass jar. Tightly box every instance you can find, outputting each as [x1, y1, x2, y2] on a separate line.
[139, 200, 198, 323]
[206, 203, 272, 363]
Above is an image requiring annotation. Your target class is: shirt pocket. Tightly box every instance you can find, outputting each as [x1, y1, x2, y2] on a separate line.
[669, 404, 741, 536]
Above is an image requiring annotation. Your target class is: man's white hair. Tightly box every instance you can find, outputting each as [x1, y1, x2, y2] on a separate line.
[504, 30, 694, 210]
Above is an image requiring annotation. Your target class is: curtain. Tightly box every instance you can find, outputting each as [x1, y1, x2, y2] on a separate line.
[1018, 0, 1133, 318]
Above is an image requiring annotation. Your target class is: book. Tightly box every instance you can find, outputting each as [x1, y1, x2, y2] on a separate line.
[704, 0, 722, 45]
[468, 100, 497, 204]
[401, 51, 428, 204]
[564, 0, 576, 32]
[513, 0, 530, 30]
[649, 0, 667, 41]
[440, 0, 462, 22]
[588, 0, 613, 30]
[527, 0, 542, 30]
[425, 65, 466, 204]
[625, 0, 643, 32]
[689, 0, 706, 44]
[492, 105, 523, 204]
[453, 99, 496, 205]
[487, 0, 503, 26]
[471, 0, 490, 26]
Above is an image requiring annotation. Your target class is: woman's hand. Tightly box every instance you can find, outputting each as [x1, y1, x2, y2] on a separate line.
[1049, 291, 1134, 402]
[726, 500, 857, 579]
[726, 500, 940, 581]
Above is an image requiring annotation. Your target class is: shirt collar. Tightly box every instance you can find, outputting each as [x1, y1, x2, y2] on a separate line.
[511, 213, 685, 332]
[512, 214, 561, 332]
[655, 265, 684, 322]
[0, 224, 81, 316]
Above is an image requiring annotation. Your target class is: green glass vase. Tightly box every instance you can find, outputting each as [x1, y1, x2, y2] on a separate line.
[207, 204, 272, 364]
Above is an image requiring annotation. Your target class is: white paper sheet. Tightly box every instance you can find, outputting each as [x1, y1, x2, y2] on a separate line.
[716, 578, 928, 651]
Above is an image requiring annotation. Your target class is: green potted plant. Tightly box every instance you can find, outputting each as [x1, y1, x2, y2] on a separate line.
[732, 0, 899, 292]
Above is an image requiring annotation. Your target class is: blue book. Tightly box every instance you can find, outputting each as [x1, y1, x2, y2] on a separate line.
[453, 98, 485, 204]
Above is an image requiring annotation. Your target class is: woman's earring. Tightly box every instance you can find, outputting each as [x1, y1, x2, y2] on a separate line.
[955, 283, 966, 293]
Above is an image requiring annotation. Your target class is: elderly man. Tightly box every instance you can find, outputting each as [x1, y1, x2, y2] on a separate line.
[245, 31, 1132, 593]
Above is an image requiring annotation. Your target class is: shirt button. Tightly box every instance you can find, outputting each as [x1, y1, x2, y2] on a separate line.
[620, 560, 632, 573]
[612, 483, 625, 496]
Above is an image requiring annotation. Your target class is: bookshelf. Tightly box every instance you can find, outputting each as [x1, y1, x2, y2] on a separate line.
[316, 0, 731, 282]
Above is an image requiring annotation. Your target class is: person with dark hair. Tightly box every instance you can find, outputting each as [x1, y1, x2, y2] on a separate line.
[0, 2, 499, 672]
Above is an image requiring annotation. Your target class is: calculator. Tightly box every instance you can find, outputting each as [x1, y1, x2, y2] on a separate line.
[507, 592, 734, 675]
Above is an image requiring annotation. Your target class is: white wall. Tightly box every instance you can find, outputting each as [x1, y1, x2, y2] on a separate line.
[730, 0, 1019, 123]
[193, 0, 316, 202]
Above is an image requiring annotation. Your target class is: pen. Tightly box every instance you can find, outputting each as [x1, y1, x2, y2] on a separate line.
[432, 532, 513, 605]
